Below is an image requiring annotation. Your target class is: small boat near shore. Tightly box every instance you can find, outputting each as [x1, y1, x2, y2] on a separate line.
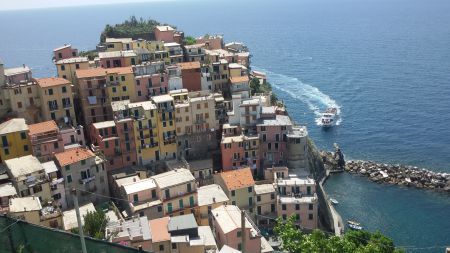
[347, 220, 363, 230]
[329, 198, 339, 205]
[320, 108, 338, 127]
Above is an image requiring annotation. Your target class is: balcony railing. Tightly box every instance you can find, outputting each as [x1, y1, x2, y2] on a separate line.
[63, 103, 72, 108]
[79, 176, 96, 185]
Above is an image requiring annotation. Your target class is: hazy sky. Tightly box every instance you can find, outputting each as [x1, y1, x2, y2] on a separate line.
[0, 0, 172, 11]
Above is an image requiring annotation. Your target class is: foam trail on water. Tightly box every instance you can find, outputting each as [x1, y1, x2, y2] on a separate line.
[255, 68, 342, 126]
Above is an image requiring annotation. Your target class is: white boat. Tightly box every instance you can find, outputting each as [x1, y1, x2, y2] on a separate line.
[330, 198, 339, 205]
[320, 108, 338, 127]
[347, 220, 363, 230]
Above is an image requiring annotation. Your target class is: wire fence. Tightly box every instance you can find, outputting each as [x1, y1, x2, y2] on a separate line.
[0, 215, 151, 253]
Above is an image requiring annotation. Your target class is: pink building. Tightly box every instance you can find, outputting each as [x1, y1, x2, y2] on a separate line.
[196, 35, 224, 50]
[220, 134, 260, 173]
[275, 174, 318, 230]
[178, 62, 202, 92]
[120, 177, 163, 219]
[3, 65, 32, 84]
[28, 120, 64, 162]
[90, 119, 137, 172]
[134, 62, 169, 100]
[53, 44, 78, 61]
[154, 26, 175, 42]
[211, 205, 261, 253]
[257, 114, 293, 169]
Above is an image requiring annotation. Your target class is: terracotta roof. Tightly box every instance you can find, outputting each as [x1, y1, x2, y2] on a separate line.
[230, 75, 249, 84]
[76, 67, 133, 79]
[54, 147, 95, 166]
[177, 61, 201, 70]
[36, 77, 70, 88]
[149, 217, 170, 243]
[28, 120, 58, 136]
[219, 167, 255, 190]
[76, 68, 108, 79]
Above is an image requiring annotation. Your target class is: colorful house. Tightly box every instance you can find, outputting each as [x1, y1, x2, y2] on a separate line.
[55, 57, 89, 84]
[28, 120, 64, 162]
[214, 168, 255, 212]
[53, 44, 78, 61]
[0, 118, 32, 162]
[178, 61, 202, 91]
[151, 95, 177, 161]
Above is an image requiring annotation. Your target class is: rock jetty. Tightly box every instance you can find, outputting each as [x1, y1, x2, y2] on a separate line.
[345, 160, 450, 193]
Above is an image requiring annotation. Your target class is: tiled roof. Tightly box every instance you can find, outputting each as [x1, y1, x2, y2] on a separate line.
[219, 167, 255, 190]
[177, 61, 201, 70]
[28, 120, 58, 136]
[76, 68, 108, 78]
[149, 217, 170, 243]
[36, 77, 70, 88]
[54, 147, 95, 166]
[0, 118, 28, 135]
[230, 76, 249, 84]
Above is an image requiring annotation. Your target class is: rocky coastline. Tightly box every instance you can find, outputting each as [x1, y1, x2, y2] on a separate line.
[321, 151, 450, 193]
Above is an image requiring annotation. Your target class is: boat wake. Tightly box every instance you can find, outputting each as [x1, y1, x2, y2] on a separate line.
[255, 68, 342, 126]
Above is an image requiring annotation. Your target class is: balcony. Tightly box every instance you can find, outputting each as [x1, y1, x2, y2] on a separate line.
[79, 175, 96, 185]
[48, 105, 59, 111]
[25, 175, 44, 187]
[63, 103, 72, 109]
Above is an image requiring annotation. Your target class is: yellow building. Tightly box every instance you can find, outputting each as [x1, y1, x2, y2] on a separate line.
[0, 118, 32, 162]
[151, 94, 177, 161]
[36, 77, 77, 126]
[1, 81, 41, 123]
[128, 101, 160, 165]
[105, 67, 137, 102]
[214, 167, 255, 212]
[55, 57, 89, 84]
[105, 38, 133, 52]
[151, 168, 197, 216]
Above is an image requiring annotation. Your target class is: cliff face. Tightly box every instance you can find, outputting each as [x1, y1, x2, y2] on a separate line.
[305, 138, 335, 232]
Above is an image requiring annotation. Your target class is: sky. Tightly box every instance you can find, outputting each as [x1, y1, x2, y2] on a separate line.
[0, 0, 173, 11]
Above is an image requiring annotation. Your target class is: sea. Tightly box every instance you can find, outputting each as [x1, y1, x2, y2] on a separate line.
[0, 0, 449, 251]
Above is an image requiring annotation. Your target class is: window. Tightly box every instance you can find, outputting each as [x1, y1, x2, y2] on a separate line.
[189, 196, 195, 207]
[20, 132, 27, 139]
[172, 243, 177, 249]
[248, 197, 253, 206]
[296, 204, 300, 210]
[81, 159, 86, 165]
[282, 204, 286, 211]
[197, 104, 200, 109]
[65, 165, 70, 171]
[237, 231, 242, 237]
[296, 214, 300, 220]
[67, 175, 72, 183]
[75, 64, 80, 69]
[54, 142, 59, 149]
[165, 189, 170, 199]
[179, 199, 184, 209]
[271, 193, 275, 200]
[167, 203, 172, 213]
[232, 201, 236, 205]
[152, 189, 157, 199]
[248, 187, 252, 193]
[121, 76, 125, 82]
[282, 214, 287, 220]
[205, 112, 209, 119]
[138, 90, 142, 96]
[238, 243, 242, 251]
[48, 89, 53, 95]
[105, 141, 109, 148]
[17, 102, 22, 108]
[112, 87, 116, 93]
[309, 213, 314, 220]
[122, 86, 127, 92]
[27, 87, 32, 94]
[23, 145, 28, 152]
[159, 245, 164, 251]
[231, 190, 235, 197]
[187, 183, 192, 192]
[257, 196, 261, 202]
[133, 194, 139, 203]
[309, 204, 314, 210]
[62, 86, 67, 93]
[271, 204, 275, 212]
[60, 65, 65, 71]
[157, 206, 162, 212]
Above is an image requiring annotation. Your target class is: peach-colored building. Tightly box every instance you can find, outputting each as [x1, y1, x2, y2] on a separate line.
[214, 168, 255, 212]
[196, 35, 224, 50]
[98, 50, 138, 68]
[257, 114, 293, 169]
[275, 173, 318, 230]
[53, 44, 78, 61]
[120, 177, 163, 219]
[220, 134, 260, 173]
[211, 205, 261, 253]
[28, 120, 64, 162]
[133, 62, 168, 100]
[148, 217, 171, 253]
[178, 62, 202, 92]
[254, 184, 277, 227]
[154, 26, 175, 42]
[90, 119, 137, 172]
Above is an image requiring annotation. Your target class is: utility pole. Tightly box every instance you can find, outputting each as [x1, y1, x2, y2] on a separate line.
[241, 210, 246, 253]
[72, 188, 88, 253]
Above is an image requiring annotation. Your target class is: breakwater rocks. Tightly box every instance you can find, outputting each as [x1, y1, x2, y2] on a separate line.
[345, 160, 450, 193]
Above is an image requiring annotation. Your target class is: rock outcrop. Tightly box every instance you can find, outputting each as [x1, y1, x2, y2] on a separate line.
[345, 160, 450, 193]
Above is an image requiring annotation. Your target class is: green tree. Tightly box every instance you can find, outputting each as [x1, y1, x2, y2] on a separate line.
[71, 209, 109, 240]
[274, 216, 404, 253]
[185, 36, 197, 45]
[249, 77, 262, 95]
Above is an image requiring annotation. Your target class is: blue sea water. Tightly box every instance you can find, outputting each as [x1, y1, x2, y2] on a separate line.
[0, 0, 449, 251]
